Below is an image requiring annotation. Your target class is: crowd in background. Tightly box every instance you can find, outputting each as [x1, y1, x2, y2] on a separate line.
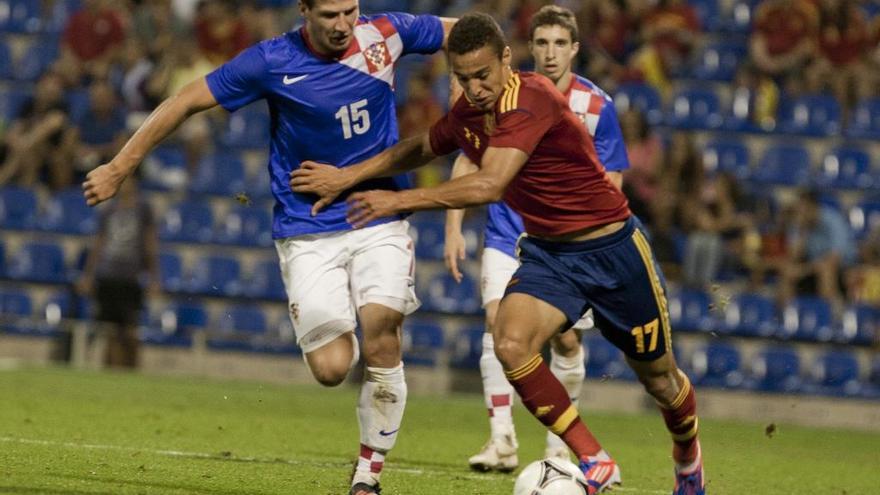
[2, 0, 880, 316]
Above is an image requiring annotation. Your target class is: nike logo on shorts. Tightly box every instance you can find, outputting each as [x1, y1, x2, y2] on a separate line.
[283, 74, 308, 85]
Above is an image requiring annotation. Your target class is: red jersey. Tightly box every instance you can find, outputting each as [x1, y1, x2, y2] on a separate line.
[429, 72, 630, 236]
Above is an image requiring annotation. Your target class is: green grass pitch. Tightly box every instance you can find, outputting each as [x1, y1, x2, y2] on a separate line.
[1, 367, 878, 494]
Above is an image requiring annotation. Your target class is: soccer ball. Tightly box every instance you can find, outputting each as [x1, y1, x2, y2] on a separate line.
[513, 458, 589, 495]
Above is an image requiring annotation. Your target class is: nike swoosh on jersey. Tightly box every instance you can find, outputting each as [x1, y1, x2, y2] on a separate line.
[283, 74, 308, 85]
[378, 428, 399, 437]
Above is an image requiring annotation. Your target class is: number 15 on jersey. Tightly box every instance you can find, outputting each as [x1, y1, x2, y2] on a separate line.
[335, 99, 371, 139]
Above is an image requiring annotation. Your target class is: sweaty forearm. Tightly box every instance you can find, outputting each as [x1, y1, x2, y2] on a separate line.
[112, 96, 199, 175]
[395, 171, 502, 212]
[347, 135, 435, 185]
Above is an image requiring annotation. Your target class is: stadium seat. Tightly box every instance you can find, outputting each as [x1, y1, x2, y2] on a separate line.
[0, 86, 31, 121]
[689, 0, 721, 31]
[847, 200, 880, 239]
[718, 0, 756, 33]
[0, 288, 33, 333]
[690, 342, 744, 389]
[221, 102, 271, 150]
[808, 351, 861, 397]
[666, 87, 723, 129]
[216, 206, 272, 247]
[692, 42, 746, 82]
[39, 187, 97, 235]
[189, 152, 246, 196]
[613, 83, 663, 126]
[37, 289, 90, 334]
[184, 255, 242, 296]
[449, 325, 484, 370]
[0, 39, 12, 79]
[243, 260, 286, 301]
[244, 164, 273, 200]
[702, 138, 751, 180]
[15, 41, 59, 81]
[144, 301, 207, 346]
[816, 145, 872, 190]
[159, 201, 214, 243]
[7, 241, 66, 283]
[778, 95, 841, 136]
[0, 0, 42, 33]
[836, 304, 878, 346]
[583, 334, 631, 381]
[748, 346, 802, 393]
[866, 355, 880, 399]
[141, 145, 188, 191]
[846, 98, 880, 140]
[0, 241, 5, 277]
[722, 292, 778, 338]
[752, 143, 811, 186]
[402, 321, 444, 366]
[159, 251, 183, 292]
[0, 186, 38, 230]
[779, 296, 834, 342]
[410, 213, 446, 260]
[210, 304, 268, 351]
[419, 272, 480, 315]
[667, 288, 714, 333]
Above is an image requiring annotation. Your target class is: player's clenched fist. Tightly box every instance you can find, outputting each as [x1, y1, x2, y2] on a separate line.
[82, 162, 127, 206]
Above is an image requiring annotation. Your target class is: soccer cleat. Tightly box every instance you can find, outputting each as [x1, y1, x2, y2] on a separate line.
[579, 458, 622, 494]
[673, 460, 705, 495]
[468, 434, 519, 473]
[349, 482, 381, 495]
[544, 446, 571, 462]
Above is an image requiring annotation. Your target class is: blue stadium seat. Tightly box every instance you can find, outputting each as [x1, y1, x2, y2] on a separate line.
[39, 188, 97, 234]
[0, 86, 31, 121]
[402, 321, 444, 366]
[613, 83, 663, 126]
[449, 325, 484, 370]
[0, 39, 12, 79]
[215, 206, 272, 247]
[244, 164, 273, 200]
[410, 213, 446, 260]
[189, 152, 246, 196]
[221, 102, 270, 150]
[0, 186, 38, 230]
[749, 346, 802, 393]
[210, 304, 268, 351]
[141, 145, 188, 191]
[779, 95, 841, 136]
[847, 200, 880, 239]
[816, 146, 872, 190]
[667, 288, 714, 333]
[666, 87, 723, 129]
[690, 342, 744, 389]
[7, 241, 66, 283]
[779, 296, 834, 342]
[244, 260, 286, 301]
[752, 143, 811, 186]
[0, 288, 33, 333]
[689, 0, 721, 31]
[144, 301, 207, 346]
[15, 41, 59, 81]
[702, 138, 751, 180]
[846, 98, 880, 139]
[583, 334, 631, 380]
[419, 272, 480, 314]
[36, 290, 90, 334]
[836, 304, 878, 346]
[722, 292, 778, 338]
[718, 0, 756, 33]
[693, 42, 746, 81]
[808, 351, 861, 397]
[159, 201, 214, 243]
[159, 251, 182, 292]
[184, 255, 242, 296]
[1, 0, 42, 33]
[0, 241, 5, 277]
[64, 87, 91, 123]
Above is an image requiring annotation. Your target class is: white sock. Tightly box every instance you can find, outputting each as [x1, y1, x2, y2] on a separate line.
[480, 332, 516, 440]
[546, 345, 585, 453]
[354, 363, 407, 486]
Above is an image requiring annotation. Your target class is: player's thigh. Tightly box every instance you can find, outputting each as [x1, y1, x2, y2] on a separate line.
[495, 292, 568, 365]
[349, 220, 419, 318]
[275, 235, 356, 352]
[481, 247, 519, 330]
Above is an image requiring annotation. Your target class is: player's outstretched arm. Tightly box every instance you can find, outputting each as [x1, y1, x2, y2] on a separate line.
[82, 78, 219, 206]
[347, 146, 527, 227]
[444, 153, 479, 282]
[290, 133, 437, 216]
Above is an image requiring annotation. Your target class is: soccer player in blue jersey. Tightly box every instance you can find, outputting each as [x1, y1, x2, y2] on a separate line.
[443, 6, 629, 476]
[82, 2, 454, 493]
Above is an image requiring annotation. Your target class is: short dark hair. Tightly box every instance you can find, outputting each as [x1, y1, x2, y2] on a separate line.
[529, 5, 579, 43]
[447, 13, 507, 59]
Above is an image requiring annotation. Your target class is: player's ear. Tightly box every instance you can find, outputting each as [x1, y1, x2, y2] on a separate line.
[299, 0, 309, 17]
[570, 41, 580, 60]
[502, 46, 511, 65]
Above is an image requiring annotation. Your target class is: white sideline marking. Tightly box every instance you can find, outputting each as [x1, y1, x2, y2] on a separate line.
[0, 436, 667, 493]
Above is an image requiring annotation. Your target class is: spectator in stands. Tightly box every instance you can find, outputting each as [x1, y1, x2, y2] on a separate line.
[76, 172, 160, 368]
[398, 70, 445, 187]
[779, 189, 857, 307]
[629, 0, 700, 99]
[0, 72, 78, 190]
[749, 0, 819, 85]
[75, 80, 128, 175]
[620, 108, 663, 224]
[846, 226, 880, 306]
[731, 61, 780, 130]
[195, 0, 253, 65]
[132, 0, 188, 61]
[59, 0, 128, 82]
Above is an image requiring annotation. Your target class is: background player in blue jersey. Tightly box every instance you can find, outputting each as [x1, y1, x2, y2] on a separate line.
[82, 1, 454, 493]
[443, 6, 629, 476]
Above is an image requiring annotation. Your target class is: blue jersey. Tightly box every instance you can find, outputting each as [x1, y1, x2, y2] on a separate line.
[485, 74, 630, 257]
[206, 13, 444, 239]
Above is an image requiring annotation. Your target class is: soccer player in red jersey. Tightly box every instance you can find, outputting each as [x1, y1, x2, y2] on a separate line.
[291, 13, 705, 495]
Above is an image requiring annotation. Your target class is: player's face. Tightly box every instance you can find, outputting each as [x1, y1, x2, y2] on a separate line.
[301, 0, 359, 56]
[529, 25, 578, 83]
[450, 45, 512, 112]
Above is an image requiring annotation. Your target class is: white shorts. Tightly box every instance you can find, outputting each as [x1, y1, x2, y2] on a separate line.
[274, 220, 419, 353]
[480, 246, 593, 330]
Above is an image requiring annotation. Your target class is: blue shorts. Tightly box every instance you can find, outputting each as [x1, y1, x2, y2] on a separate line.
[505, 217, 671, 361]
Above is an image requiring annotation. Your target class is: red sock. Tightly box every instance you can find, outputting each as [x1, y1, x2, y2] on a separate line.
[659, 373, 699, 464]
[506, 355, 601, 458]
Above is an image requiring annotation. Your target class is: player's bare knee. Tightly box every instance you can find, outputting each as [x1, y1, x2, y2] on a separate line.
[494, 336, 529, 371]
[638, 370, 679, 405]
[312, 366, 348, 387]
